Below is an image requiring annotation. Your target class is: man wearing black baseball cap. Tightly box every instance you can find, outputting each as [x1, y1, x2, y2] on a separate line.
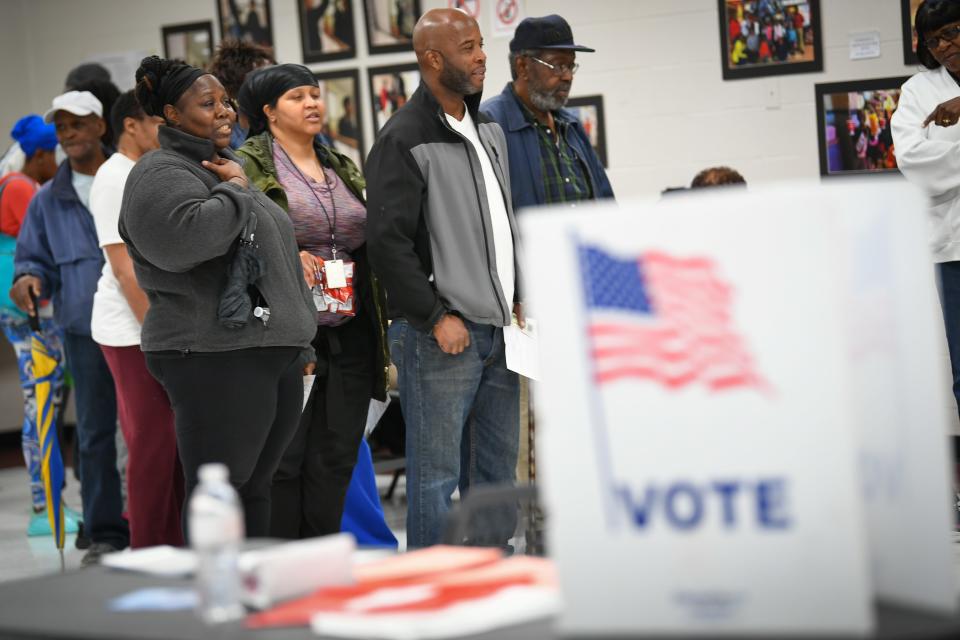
[481, 14, 614, 213]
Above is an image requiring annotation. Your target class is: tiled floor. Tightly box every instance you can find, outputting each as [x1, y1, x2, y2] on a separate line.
[0, 465, 409, 584]
[0, 466, 86, 580]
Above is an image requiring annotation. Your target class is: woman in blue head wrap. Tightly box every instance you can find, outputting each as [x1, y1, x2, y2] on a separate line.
[2, 115, 58, 233]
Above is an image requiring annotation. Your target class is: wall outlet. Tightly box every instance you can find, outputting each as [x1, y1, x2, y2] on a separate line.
[764, 78, 781, 110]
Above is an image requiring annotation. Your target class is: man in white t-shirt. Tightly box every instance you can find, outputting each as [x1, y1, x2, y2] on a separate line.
[90, 90, 184, 550]
[366, 8, 523, 548]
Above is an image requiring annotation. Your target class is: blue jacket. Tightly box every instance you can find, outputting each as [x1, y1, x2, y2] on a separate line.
[14, 161, 103, 335]
[480, 83, 614, 213]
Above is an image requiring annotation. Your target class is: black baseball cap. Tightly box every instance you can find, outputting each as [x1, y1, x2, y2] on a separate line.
[509, 15, 595, 53]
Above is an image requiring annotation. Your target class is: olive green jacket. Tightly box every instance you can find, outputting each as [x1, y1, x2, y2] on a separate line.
[237, 132, 389, 401]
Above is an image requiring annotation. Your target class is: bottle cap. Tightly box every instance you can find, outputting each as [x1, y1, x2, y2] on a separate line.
[198, 462, 229, 483]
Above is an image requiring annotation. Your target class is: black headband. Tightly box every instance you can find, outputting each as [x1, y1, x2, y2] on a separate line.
[237, 64, 318, 136]
[135, 56, 206, 118]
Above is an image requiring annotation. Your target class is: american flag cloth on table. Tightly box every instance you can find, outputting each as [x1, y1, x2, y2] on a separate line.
[578, 244, 766, 391]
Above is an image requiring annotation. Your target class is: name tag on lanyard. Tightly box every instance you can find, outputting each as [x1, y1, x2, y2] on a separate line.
[324, 259, 348, 289]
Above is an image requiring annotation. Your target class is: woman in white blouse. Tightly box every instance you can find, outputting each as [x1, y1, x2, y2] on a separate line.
[893, 0, 960, 425]
[893, 1, 960, 529]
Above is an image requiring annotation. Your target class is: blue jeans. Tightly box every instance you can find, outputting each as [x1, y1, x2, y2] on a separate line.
[63, 332, 128, 548]
[939, 262, 960, 419]
[389, 319, 519, 548]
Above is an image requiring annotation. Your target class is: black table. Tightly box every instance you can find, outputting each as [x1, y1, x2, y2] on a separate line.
[0, 567, 547, 640]
[0, 567, 959, 639]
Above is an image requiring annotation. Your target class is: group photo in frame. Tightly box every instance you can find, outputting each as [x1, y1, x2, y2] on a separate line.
[368, 62, 420, 137]
[814, 76, 910, 178]
[217, 0, 274, 48]
[564, 95, 608, 169]
[298, 0, 357, 64]
[901, 0, 923, 65]
[363, 0, 421, 55]
[718, 0, 823, 80]
[314, 69, 365, 169]
[161, 21, 214, 69]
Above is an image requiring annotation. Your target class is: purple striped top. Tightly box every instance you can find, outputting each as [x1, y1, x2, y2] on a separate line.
[274, 143, 367, 326]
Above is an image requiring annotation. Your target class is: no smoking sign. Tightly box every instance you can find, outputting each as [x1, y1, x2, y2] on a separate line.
[493, 0, 524, 37]
[449, 0, 480, 19]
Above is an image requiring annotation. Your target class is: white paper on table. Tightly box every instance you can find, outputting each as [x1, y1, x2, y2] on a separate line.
[503, 319, 540, 380]
[310, 585, 561, 639]
[303, 374, 317, 412]
[239, 533, 355, 609]
[101, 545, 197, 577]
[103, 536, 356, 609]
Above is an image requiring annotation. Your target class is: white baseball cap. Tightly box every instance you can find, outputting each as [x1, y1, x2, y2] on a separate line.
[42, 91, 103, 123]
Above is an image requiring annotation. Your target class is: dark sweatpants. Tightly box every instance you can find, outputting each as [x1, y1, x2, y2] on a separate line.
[145, 347, 304, 538]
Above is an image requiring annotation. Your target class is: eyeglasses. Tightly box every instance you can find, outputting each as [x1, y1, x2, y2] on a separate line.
[923, 24, 960, 49]
[528, 56, 579, 77]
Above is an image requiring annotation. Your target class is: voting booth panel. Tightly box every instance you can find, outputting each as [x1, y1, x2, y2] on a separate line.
[830, 181, 958, 613]
[520, 181, 957, 634]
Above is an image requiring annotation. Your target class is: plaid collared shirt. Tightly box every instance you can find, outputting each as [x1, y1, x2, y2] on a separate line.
[517, 93, 593, 205]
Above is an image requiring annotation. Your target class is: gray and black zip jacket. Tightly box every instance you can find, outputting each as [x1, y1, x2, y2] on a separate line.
[366, 81, 521, 333]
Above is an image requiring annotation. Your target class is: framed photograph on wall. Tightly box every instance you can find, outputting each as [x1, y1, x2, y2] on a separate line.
[299, 0, 357, 64]
[814, 77, 910, 178]
[368, 62, 420, 137]
[162, 21, 214, 69]
[901, 0, 923, 66]
[565, 95, 608, 169]
[717, 0, 823, 81]
[314, 69, 365, 169]
[217, 0, 274, 48]
[363, 0, 421, 55]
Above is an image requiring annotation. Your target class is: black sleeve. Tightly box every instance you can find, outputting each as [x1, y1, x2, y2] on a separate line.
[365, 133, 446, 332]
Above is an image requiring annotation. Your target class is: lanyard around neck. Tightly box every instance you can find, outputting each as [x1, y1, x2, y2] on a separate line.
[276, 141, 339, 258]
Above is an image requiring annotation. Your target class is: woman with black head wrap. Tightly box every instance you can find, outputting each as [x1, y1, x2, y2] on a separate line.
[892, 0, 960, 528]
[119, 56, 318, 538]
[236, 64, 392, 542]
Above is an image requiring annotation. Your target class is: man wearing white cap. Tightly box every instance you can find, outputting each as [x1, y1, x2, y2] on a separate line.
[9, 90, 128, 565]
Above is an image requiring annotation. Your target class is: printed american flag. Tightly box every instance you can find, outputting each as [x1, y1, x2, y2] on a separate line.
[578, 244, 765, 391]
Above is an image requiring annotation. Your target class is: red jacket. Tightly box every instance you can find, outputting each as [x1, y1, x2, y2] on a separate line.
[0, 172, 38, 237]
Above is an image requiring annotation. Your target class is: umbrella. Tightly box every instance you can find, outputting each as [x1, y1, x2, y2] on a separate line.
[28, 298, 67, 569]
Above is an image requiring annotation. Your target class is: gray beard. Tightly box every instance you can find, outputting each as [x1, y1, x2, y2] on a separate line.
[529, 87, 567, 111]
[439, 65, 480, 96]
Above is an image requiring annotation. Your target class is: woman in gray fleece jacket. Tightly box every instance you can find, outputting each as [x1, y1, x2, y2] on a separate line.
[119, 56, 317, 537]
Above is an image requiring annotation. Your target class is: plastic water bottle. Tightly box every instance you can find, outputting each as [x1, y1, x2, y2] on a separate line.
[189, 463, 245, 624]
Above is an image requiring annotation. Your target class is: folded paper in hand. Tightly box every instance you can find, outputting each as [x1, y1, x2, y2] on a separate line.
[504, 318, 540, 380]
